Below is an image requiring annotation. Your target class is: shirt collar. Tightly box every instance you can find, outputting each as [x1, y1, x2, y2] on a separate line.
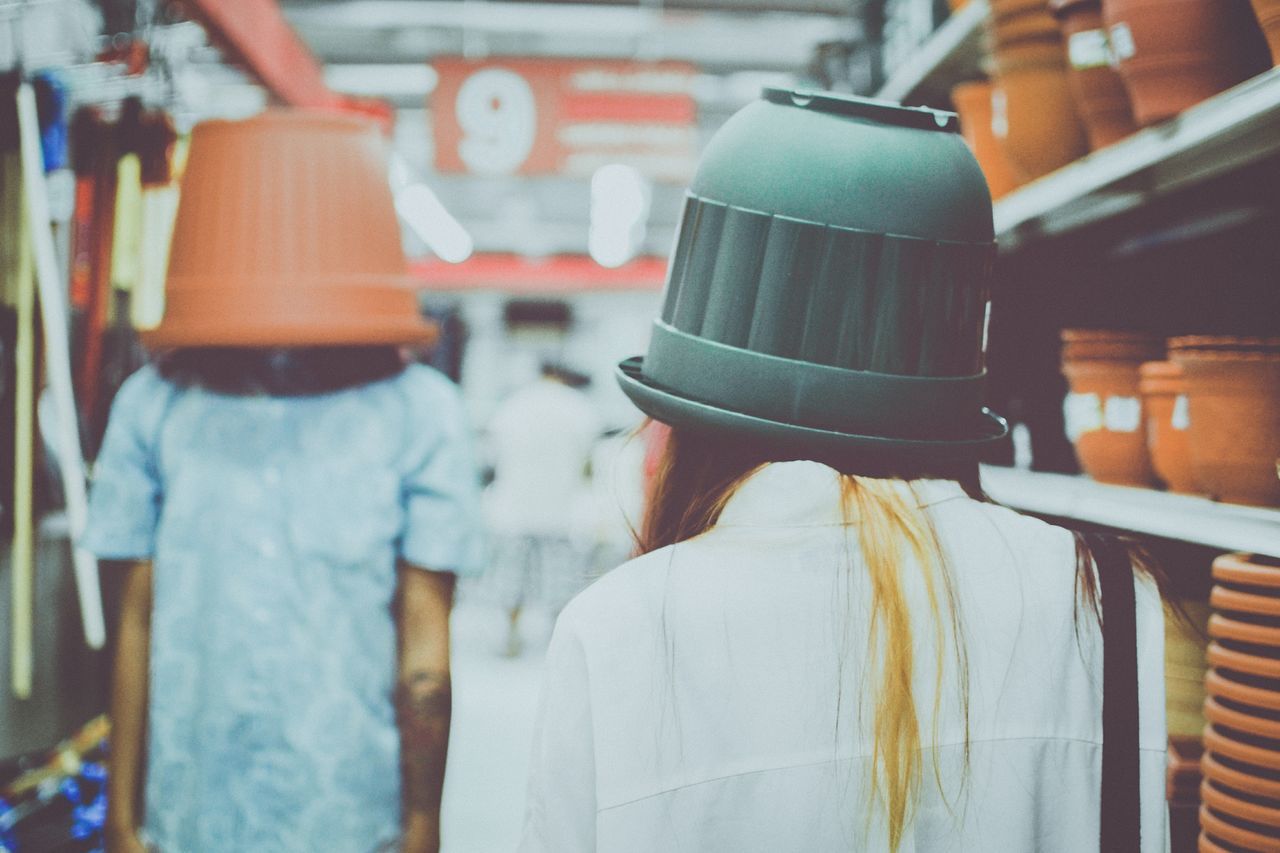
[714, 460, 969, 529]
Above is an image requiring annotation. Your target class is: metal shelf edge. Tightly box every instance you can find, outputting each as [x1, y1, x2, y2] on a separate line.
[980, 466, 1280, 557]
[875, 0, 988, 104]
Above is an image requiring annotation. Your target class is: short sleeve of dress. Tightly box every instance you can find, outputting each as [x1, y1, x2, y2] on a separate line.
[398, 366, 485, 577]
[81, 366, 173, 560]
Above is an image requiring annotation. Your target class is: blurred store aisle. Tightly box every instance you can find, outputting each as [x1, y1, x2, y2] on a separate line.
[442, 600, 556, 853]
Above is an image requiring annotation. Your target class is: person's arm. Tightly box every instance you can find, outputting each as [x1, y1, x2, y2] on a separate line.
[106, 560, 153, 853]
[396, 564, 457, 853]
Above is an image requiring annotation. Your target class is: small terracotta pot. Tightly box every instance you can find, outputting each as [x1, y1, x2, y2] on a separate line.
[1253, 0, 1280, 65]
[992, 9, 1062, 47]
[1140, 361, 1197, 493]
[1201, 803, 1280, 851]
[1206, 670, 1280, 713]
[1210, 614, 1280, 648]
[1215, 554, 1280, 589]
[1061, 328, 1165, 362]
[1209, 642, 1280, 679]
[1103, 0, 1269, 125]
[1202, 780, 1280, 830]
[993, 63, 1090, 178]
[1203, 750, 1280, 801]
[951, 81, 1026, 199]
[1170, 337, 1280, 507]
[1051, 0, 1139, 148]
[1205, 695, 1280, 740]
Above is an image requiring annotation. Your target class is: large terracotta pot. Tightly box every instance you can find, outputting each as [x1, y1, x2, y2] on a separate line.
[1254, 0, 1280, 65]
[1205, 695, 1280, 740]
[1170, 337, 1280, 507]
[1103, 0, 1269, 125]
[1214, 553, 1280, 588]
[1050, 0, 1139, 148]
[1061, 330, 1163, 486]
[951, 81, 1026, 198]
[1140, 361, 1197, 493]
[141, 110, 437, 348]
[1210, 613, 1280, 647]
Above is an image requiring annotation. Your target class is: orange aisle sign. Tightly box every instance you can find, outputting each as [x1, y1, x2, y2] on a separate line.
[430, 58, 699, 184]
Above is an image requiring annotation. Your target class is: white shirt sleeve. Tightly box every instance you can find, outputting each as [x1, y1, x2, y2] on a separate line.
[519, 612, 598, 853]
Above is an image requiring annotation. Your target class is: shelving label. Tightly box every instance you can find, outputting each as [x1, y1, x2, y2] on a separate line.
[1109, 23, 1136, 62]
[1068, 30, 1112, 71]
[1103, 396, 1142, 432]
[1172, 395, 1190, 431]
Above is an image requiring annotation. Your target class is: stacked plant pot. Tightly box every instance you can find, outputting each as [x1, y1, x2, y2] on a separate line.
[1201, 553, 1280, 852]
[951, 81, 1025, 199]
[1060, 329, 1164, 486]
[988, 0, 1090, 180]
[1049, 0, 1138, 148]
[1102, 0, 1270, 126]
[1139, 360, 1198, 494]
[1254, 0, 1280, 66]
[1170, 337, 1280, 507]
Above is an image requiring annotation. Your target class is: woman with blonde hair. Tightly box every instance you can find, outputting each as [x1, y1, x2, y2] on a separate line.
[519, 90, 1167, 852]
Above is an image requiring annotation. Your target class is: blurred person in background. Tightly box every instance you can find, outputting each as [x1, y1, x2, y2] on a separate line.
[83, 112, 483, 853]
[519, 90, 1169, 852]
[483, 362, 601, 656]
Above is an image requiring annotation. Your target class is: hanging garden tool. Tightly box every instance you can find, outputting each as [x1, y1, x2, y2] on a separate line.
[15, 72, 107, 659]
[3, 69, 38, 700]
[131, 108, 179, 332]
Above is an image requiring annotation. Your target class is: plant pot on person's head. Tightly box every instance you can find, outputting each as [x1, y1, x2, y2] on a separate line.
[1060, 330, 1163, 486]
[1170, 336, 1280, 507]
[140, 110, 437, 350]
[616, 89, 1006, 470]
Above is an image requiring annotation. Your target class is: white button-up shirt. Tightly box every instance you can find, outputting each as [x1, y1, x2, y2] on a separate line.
[520, 461, 1167, 852]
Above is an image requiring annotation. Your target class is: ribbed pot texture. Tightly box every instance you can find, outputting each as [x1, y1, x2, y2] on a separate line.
[1254, 0, 1280, 65]
[1103, 0, 1270, 125]
[952, 81, 1026, 198]
[1170, 337, 1280, 506]
[1052, 0, 1139, 147]
[142, 110, 436, 348]
[1139, 360, 1197, 493]
[992, 62, 1090, 179]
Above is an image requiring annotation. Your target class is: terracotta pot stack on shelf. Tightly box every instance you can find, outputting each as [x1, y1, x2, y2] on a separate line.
[987, 0, 1090, 179]
[1201, 553, 1280, 852]
[1170, 337, 1280, 507]
[1049, 0, 1138, 148]
[1059, 329, 1164, 486]
[951, 81, 1025, 198]
[1139, 360, 1197, 494]
[1254, 0, 1280, 65]
[1102, 0, 1269, 125]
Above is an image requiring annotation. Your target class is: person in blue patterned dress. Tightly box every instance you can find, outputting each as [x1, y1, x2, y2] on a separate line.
[83, 111, 483, 853]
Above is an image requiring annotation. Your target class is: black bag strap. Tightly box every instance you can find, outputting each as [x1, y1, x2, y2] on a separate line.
[1085, 532, 1142, 853]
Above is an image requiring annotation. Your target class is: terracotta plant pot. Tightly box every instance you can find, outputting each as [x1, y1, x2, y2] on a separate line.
[1170, 337, 1280, 507]
[1204, 725, 1280, 773]
[1210, 613, 1280, 648]
[1209, 642, 1280, 678]
[1203, 750, 1280, 802]
[1205, 695, 1280, 740]
[1212, 585, 1280, 619]
[1140, 361, 1197, 493]
[141, 110, 437, 349]
[1103, 0, 1270, 125]
[1206, 670, 1280, 713]
[1060, 330, 1163, 486]
[1201, 803, 1280, 851]
[1253, 0, 1280, 65]
[1215, 554, 1280, 588]
[992, 60, 1090, 179]
[1050, 0, 1140, 148]
[1202, 781, 1280, 830]
[951, 81, 1026, 198]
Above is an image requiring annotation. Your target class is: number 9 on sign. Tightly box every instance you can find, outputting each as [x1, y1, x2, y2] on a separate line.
[456, 68, 537, 176]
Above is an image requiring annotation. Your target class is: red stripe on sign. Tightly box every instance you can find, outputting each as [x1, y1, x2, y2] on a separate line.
[560, 92, 696, 124]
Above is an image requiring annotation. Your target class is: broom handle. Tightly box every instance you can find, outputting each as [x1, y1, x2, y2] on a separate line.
[16, 81, 106, 652]
[11, 164, 35, 699]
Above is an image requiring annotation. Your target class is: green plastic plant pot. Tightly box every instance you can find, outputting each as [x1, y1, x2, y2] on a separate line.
[617, 88, 1006, 462]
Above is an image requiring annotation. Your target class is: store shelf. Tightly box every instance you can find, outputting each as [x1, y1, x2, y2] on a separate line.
[981, 466, 1280, 557]
[994, 67, 1280, 251]
[875, 0, 988, 105]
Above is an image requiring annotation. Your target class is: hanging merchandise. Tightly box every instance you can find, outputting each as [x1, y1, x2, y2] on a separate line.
[1169, 336, 1280, 507]
[1049, 0, 1139, 149]
[14, 73, 106, 656]
[616, 89, 1006, 467]
[130, 110, 180, 332]
[1059, 329, 1163, 487]
[1102, 0, 1270, 125]
[141, 110, 438, 348]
